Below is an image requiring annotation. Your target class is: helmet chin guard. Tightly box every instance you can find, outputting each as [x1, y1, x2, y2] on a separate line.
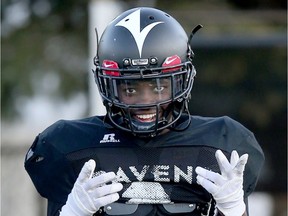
[106, 94, 189, 137]
[93, 7, 201, 137]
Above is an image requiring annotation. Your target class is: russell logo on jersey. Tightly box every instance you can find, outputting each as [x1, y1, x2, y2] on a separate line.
[100, 133, 120, 143]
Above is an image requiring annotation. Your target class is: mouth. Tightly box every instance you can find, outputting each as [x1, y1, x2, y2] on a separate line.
[134, 113, 157, 122]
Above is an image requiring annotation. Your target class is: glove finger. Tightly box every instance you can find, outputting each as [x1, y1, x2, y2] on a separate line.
[92, 183, 123, 199]
[195, 167, 225, 186]
[215, 150, 232, 176]
[94, 193, 120, 209]
[84, 172, 116, 191]
[230, 150, 239, 168]
[196, 175, 218, 194]
[77, 159, 96, 184]
[234, 154, 249, 175]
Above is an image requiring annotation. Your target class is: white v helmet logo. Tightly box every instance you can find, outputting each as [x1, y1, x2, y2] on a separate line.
[115, 9, 163, 58]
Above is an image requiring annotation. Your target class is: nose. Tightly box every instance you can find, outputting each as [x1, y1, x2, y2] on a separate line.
[139, 89, 155, 104]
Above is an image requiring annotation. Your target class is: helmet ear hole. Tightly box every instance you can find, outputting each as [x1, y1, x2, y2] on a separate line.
[94, 56, 99, 66]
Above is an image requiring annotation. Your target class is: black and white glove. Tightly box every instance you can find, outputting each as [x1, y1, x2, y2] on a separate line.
[60, 159, 123, 216]
[195, 150, 248, 216]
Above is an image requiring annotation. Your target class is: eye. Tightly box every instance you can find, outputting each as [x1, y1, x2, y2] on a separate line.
[154, 86, 165, 93]
[126, 88, 136, 94]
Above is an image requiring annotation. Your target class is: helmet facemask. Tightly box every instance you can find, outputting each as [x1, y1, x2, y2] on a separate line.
[94, 58, 196, 137]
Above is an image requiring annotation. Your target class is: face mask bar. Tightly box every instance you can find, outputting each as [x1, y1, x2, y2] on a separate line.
[96, 62, 195, 106]
[106, 98, 187, 137]
[114, 78, 172, 105]
[94, 62, 196, 137]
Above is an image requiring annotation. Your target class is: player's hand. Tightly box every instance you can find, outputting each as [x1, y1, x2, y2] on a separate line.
[195, 150, 248, 216]
[60, 159, 123, 216]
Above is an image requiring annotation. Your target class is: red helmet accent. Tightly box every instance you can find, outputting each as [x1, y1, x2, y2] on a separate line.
[102, 60, 120, 77]
[162, 55, 182, 73]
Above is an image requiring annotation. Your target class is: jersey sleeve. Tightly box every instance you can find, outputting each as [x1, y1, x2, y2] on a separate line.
[223, 116, 265, 198]
[24, 123, 77, 214]
[238, 131, 265, 197]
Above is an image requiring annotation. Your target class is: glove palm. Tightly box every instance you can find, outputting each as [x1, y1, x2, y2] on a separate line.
[196, 150, 248, 216]
[60, 159, 123, 216]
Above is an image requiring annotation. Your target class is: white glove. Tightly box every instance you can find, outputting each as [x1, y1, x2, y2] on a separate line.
[195, 150, 248, 216]
[60, 159, 123, 216]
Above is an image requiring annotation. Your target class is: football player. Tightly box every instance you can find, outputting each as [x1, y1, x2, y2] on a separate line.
[25, 7, 264, 216]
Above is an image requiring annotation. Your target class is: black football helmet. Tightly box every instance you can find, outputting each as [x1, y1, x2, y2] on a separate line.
[93, 7, 202, 137]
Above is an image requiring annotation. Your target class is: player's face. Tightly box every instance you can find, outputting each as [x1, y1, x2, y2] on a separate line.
[117, 78, 171, 123]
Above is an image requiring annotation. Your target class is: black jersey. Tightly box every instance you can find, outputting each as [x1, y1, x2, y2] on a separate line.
[24, 115, 264, 216]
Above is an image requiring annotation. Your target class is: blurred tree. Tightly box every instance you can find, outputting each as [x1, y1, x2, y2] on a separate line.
[2, 0, 286, 119]
[2, 0, 89, 119]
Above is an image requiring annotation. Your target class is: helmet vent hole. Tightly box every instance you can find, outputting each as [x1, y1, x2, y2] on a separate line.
[164, 13, 170, 17]
[125, 18, 129, 22]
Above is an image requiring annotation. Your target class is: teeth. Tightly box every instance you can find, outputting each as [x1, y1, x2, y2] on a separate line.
[137, 113, 156, 120]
